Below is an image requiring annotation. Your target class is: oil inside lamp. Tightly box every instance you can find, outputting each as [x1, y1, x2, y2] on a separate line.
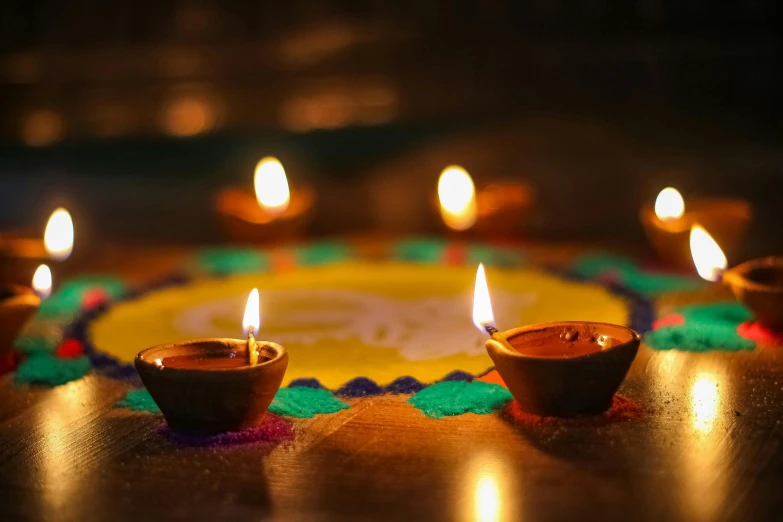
[438, 165, 477, 231]
[654, 187, 685, 222]
[254, 157, 291, 216]
[689, 225, 727, 282]
[32, 264, 52, 299]
[44, 208, 74, 261]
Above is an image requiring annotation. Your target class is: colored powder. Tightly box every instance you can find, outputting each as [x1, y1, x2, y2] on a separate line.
[477, 370, 507, 387]
[295, 242, 351, 266]
[385, 376, 426, 394]
[0, 352, 21, 375]
[653, 314, 685, 329]
[646, 302, 756, 352]
[14, 355, 91, 386]
[37, 277, 126, 318]
[55, 339, 84, 358]
[408, 381, 513, 419]
[268, 387, 350, 418]
[159, 414, 294, 447]
[678, 302, 753, 324]
[504, 395, 644, 427]
[393, 239, 447, 263]
[468, 244, 526, 267]
[15, 335, 58, 355]
[192, 247, 268, 275]
[738, 322, 783, 345]
[646, 323, 755, 352]
[570, 254, 702, 295]
[116, 389, 161, 413]
[337, 377, 384, 397]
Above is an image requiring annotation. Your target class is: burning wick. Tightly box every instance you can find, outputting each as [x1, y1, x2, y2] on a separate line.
[243, 288, 260, 365]
[472, 263, 517, 352]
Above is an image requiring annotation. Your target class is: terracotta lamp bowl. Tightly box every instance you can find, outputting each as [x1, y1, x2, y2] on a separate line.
[486, 321, 640, 417]
[216, 185, 315, 244]
[432, 180, 535, 239]
[136, 339, 288, 435]
[0, 285, 40, 357]
[723, 257, 783, 332]
[640, 199, 751, 270]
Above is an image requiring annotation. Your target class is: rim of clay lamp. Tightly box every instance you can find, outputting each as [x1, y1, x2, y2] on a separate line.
[487, 321, 640, 361]
[0, 284, 41, 312]
[723, 256, 783, 294]
[136, 338, 287, 373]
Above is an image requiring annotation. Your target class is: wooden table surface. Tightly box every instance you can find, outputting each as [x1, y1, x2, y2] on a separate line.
[1, 244, 783, 522]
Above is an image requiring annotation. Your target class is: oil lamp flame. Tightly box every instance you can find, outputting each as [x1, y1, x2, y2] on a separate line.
[654, 187, 685, 221]
[473, 263, 496, 332]
[254, 157, 290, 215]
[438, 165, 477, 231]
[242, 288, 260, 336]
[32, 264, 52, 299]
[44, 208, 74, 261]
[690, 225, 727, 281]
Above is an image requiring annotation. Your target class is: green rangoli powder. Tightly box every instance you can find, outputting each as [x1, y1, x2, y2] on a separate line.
[408, 381, 513, 419]
[116, 389, 161, 413]
[14, 355, 92, 387]
[268, 387, 350, 418]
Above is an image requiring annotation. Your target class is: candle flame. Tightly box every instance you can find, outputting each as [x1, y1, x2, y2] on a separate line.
[254, 157, 290, 215]
[690, 225, 727, 281]
[44, 208, 74, 261]
[438, 165, 477, 231]
[654, 187, 685, 221]
[32, 264, 52, 299]
[242, 288, 260, 336]
[472, 263, 496, 332]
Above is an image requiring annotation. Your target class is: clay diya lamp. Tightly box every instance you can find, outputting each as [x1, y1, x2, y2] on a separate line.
[0, 284, 41, 359]
[216, 157, 315, 244]
[722, 257, 783, 332]
[435, 165, 534, 240]
[473, 264, 640, 417]
[0, 207, 74, 285]
[689, 225, 783, 332]
[135, 289, 289, 435]
[640, 187, 750, 271]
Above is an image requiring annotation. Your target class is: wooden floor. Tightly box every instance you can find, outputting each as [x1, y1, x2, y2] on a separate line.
[1, 245, 783, 522]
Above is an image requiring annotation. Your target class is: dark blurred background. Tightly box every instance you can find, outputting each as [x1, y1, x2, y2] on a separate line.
[0, 1, 781, 260]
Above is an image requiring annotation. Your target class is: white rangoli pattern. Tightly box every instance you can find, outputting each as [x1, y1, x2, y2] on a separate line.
[174, 288, 536, 360]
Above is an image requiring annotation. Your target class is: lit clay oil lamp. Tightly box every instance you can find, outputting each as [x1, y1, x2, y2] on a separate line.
[473, 264, 640, 417]
[435, 165, 534, 239]
[216, 157, 315, 244]
[135, 289, 288, 435]
[0, 208, 74, 285]
[640, 187, 750, 271]
[690, 225, 783, 332]
[0, 264, 51, 359]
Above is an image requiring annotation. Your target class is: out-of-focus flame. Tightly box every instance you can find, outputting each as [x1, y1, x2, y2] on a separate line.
[473, 263, 496, 332]
[690, 225, 727, 281]
[44, 208, 74, 261]
[242, 288, 260, 336]
[654, 187, 685, 221]
[254, 157, 291, 215]
[32, 264, 52, 299]
[438, 166, 477, 231]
